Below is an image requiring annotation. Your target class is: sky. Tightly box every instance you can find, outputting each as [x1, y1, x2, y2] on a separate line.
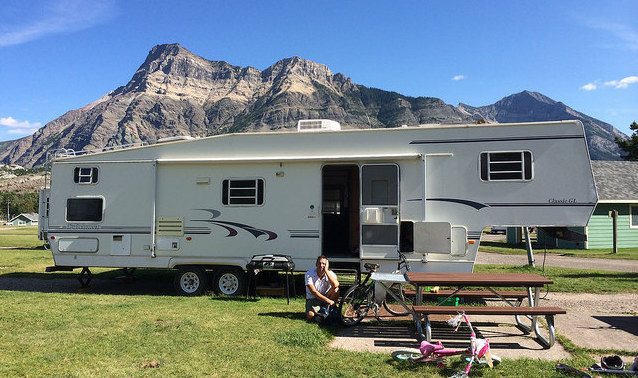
[0, 0, 636, 142]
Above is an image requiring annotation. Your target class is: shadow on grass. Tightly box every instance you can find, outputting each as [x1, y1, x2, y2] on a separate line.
[258, 311, 307, 321]
[0, 270, 176, 296]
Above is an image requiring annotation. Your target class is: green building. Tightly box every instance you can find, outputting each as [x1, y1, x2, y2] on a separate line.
[538, 161, 638, 249]
[6, 213, 39, 226]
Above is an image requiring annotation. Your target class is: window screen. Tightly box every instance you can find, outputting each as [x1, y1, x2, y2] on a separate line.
[66, 198, 103, 222]
[631, 206, 638, 228]
[74, 167, 99, 184]
[480, 151, 532, 181]
[361, 165, 398, 205]
[222, 179, 264, 205]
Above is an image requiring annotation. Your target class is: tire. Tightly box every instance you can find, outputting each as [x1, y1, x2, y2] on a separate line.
[339, 284, 372, 326]
[212, 267, 246, 296]
[382, 283, 411, 316]
[391, 348, 423, 362]
[174, 266, 209, 296]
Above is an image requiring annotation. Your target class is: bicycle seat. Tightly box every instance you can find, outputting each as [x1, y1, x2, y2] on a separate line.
[363, 263, 379, 271]
[419, 340, 444, 357]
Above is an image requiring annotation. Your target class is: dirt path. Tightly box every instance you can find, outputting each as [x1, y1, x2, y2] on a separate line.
[477, 251, 638, 272]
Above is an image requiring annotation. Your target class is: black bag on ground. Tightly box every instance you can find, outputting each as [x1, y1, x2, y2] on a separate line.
[600, 355, 625, 370]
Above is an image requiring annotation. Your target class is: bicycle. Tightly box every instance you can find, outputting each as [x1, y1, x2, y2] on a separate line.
[391, 312, 501, 378]
[338, 252, 414, 325]
[381, 251, 413, 316]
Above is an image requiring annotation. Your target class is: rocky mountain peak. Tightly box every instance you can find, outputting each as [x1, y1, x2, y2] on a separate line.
[264, 56, 333, 79]
[458, 90, 626, 160]
[0, 45, 626, 168]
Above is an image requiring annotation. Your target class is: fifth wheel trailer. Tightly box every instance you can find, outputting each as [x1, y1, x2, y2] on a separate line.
[38, 119, 598, 295]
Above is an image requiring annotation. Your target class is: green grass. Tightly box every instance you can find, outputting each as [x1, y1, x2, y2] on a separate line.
[0, 225, 39, 235]
[479, 240, 638, 260]
[0, 291, 620, 378]
[474, 264, 638, 293]
[0, 228, 636, 376]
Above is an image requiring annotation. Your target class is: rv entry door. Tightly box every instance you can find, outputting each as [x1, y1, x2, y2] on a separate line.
[360, 164, 399, 259]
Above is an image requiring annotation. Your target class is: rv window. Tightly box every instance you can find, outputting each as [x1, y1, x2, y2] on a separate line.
[222, 179, 264, 206]
[73, 167, 98, 184]
[66, 198, 103, 222]
[480, 151, 532, 181]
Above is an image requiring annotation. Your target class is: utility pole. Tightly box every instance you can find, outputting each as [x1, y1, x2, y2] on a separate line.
[6, 199, 9, 222]
[610, 210, 618, 254]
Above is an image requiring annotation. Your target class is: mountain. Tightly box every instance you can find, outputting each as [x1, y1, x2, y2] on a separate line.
[0, 44, 627, 167]
[0, 44, 470, 167]
[458, 91, 626, 160]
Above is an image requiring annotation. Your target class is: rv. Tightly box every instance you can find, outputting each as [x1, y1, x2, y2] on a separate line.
[38, 119, 597, 295]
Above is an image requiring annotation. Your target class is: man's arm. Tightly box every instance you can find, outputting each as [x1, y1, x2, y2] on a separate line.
[326, 270, 339, 290]
[306, 283, 334, 306]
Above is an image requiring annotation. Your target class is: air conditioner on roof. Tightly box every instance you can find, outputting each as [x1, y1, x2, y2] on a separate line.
[297, 119, 341, 132]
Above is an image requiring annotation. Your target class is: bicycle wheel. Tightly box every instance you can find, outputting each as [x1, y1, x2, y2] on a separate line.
[461, 353, 502, 366]
[391, 348, 423, 362]
[382, 282, 411, 316]
[339, 284, 372, 326]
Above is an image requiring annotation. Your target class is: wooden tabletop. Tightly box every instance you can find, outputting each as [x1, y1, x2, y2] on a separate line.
[406, 272, 553, 287]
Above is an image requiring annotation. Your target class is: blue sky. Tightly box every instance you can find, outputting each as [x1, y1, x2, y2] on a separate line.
[0, 0, 636, 142]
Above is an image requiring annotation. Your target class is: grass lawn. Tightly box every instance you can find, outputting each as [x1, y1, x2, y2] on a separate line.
[0, 226, 635, 376]
[479, 240, 638, 260]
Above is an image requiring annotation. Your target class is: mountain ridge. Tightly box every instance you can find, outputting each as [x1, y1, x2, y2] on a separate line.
[458, 90, 625, 160]
[0, 44, 626, 167]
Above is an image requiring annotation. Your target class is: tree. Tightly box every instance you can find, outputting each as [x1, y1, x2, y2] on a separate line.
[616, 121, 638, 161]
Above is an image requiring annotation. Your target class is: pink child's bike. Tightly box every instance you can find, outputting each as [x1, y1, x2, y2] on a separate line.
[392, 312, 501, 378]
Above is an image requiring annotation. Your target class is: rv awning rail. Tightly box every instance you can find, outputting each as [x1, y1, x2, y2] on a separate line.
[154, 153, 425, 164]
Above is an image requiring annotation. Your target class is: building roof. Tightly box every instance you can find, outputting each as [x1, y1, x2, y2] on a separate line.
[9, 213, 39, 222]
[591, 160, 638, 202]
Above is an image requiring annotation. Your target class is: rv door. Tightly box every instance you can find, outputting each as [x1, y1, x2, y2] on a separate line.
[359, 164, 399, 259]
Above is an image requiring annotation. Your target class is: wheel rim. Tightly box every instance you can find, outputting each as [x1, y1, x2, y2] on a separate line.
[218, 272, 239, 295]
[180, 272, 200, 294]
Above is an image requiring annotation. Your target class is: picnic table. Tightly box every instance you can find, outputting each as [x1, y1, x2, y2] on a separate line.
[406, 272, 565, 348]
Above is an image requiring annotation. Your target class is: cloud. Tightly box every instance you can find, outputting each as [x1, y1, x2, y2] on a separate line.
[0, 0, 115, 47]
[604, 76, 638, 89]
[0, 116, 42, 135]
[581, 82, 597, 91]
[452, 75, 466, 81]
[591, 21, 638, 52]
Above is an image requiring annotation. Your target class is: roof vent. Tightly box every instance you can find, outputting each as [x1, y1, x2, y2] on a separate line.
[297, 119, 341, 132]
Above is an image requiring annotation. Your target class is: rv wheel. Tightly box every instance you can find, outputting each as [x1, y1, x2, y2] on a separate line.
[174, 266, 209, 296]
[213, 267, 246, 296]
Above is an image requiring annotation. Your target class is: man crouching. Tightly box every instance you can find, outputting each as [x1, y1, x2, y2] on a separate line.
[305, 255, 339, 322]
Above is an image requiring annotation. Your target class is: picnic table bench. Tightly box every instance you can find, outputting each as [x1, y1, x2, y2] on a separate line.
[404, 289, 529, 302]
[406, 272, 565, 348]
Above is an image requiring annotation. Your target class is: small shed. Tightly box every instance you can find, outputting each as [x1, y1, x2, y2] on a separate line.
[538, 161, 638, 249]
[7, 213, 39, 226]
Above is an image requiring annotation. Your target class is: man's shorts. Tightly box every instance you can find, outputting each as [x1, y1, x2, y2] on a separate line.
[305, 297, 326, 313]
